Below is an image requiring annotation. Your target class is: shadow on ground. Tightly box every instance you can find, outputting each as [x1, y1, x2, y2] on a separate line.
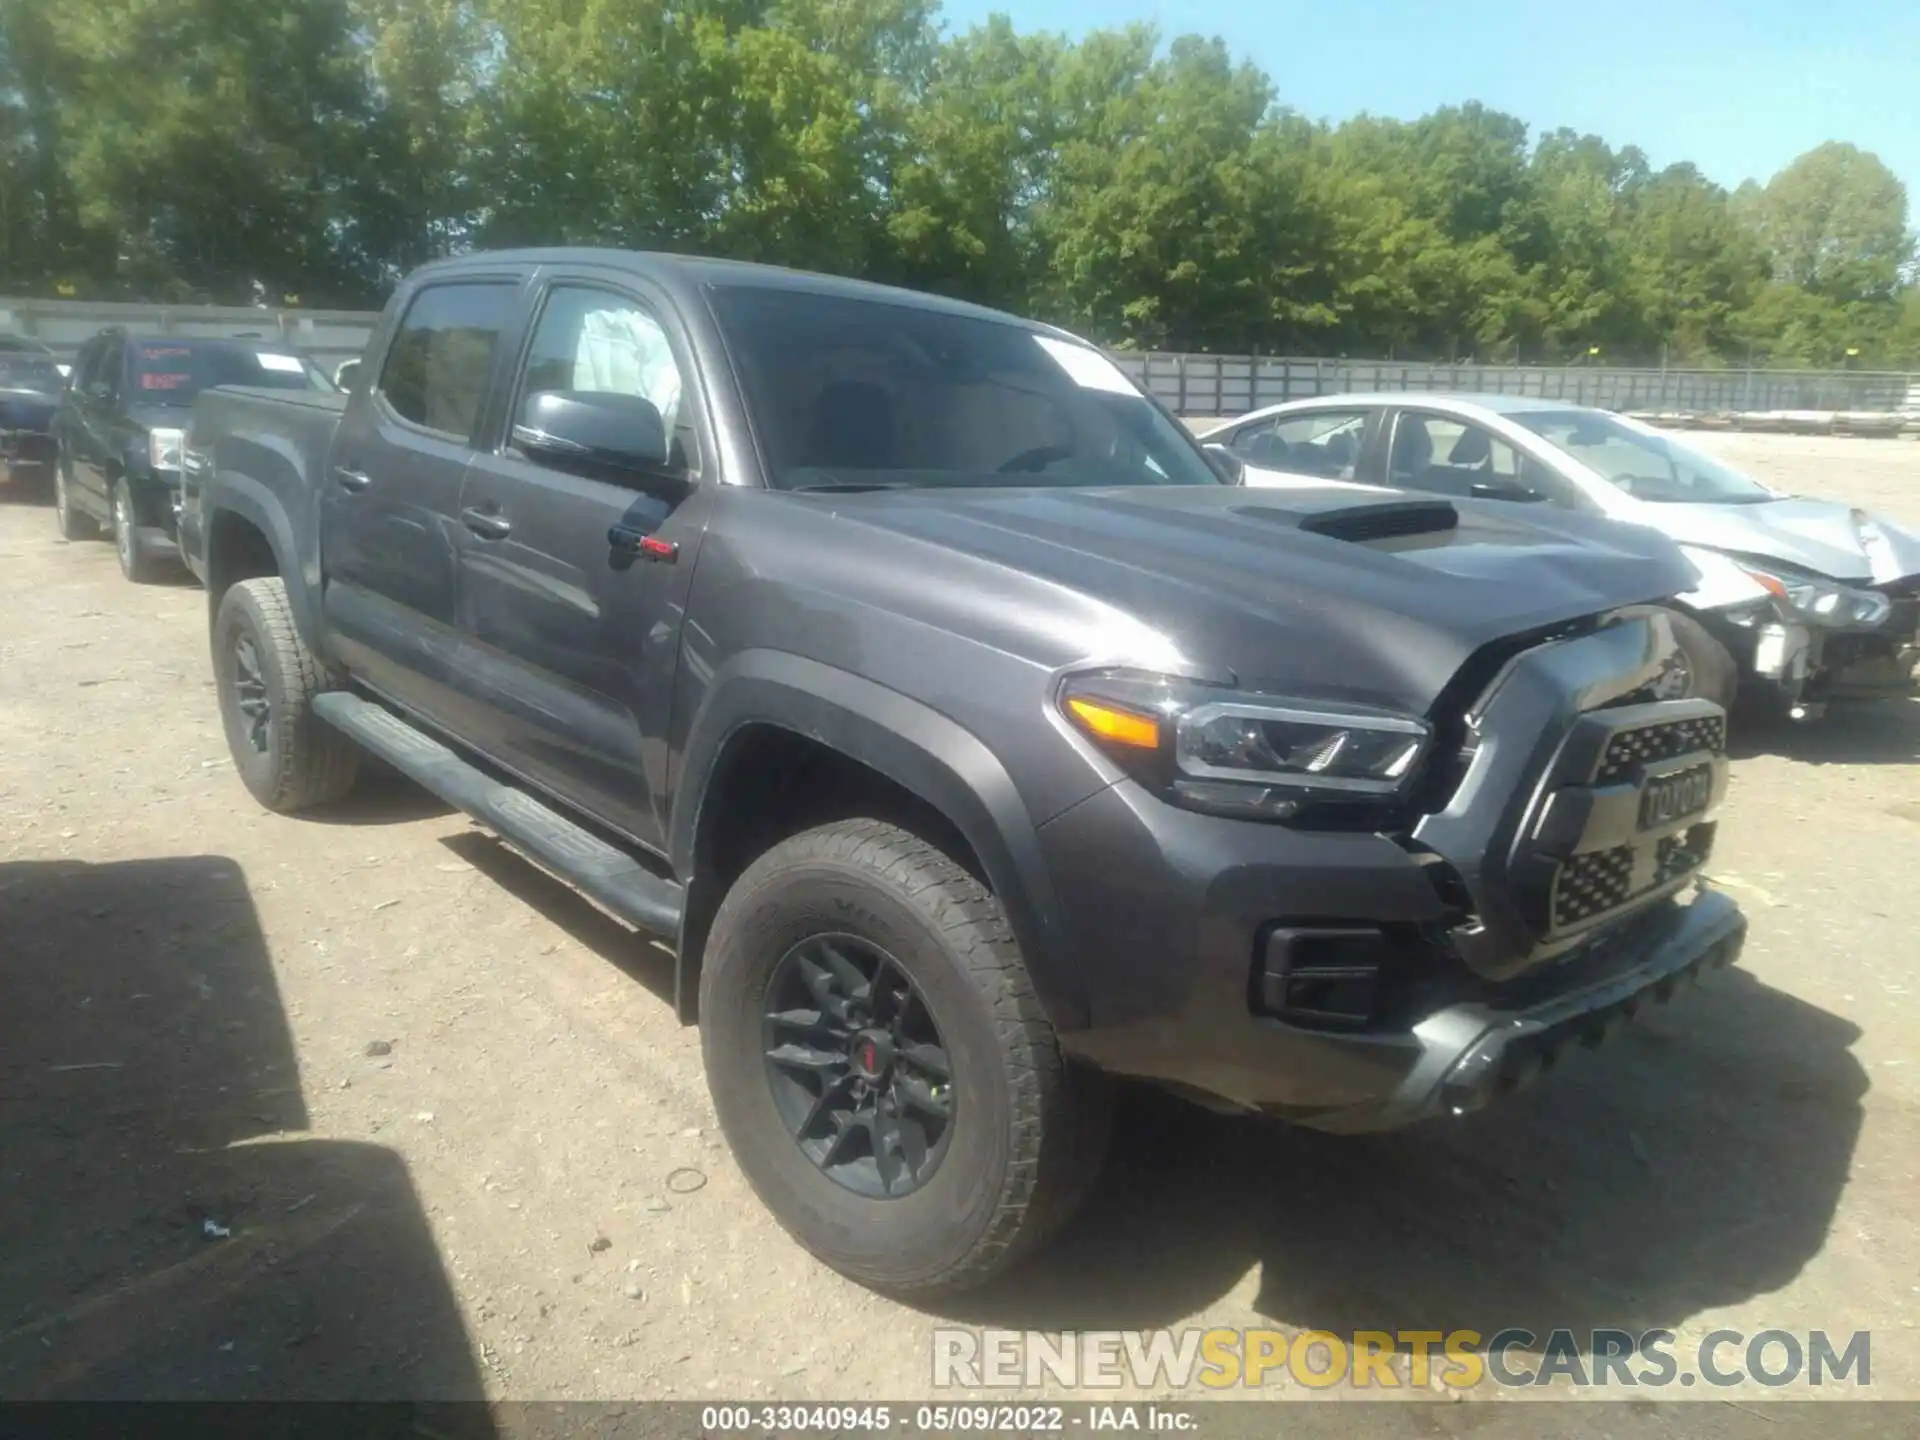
[1730, 696, 1920, 765]
[306, 766, 456, 826]
[437, 830, 676, 1009]
[0, 856, 492, 1413]
[940, 964, 1865, 1345]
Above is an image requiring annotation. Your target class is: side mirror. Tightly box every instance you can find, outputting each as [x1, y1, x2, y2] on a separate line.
[1470, 479, 1547, 504]
[1203, 442, 1246, 485]
[512, 390, 684, 495]
[334, 359, 362, 394]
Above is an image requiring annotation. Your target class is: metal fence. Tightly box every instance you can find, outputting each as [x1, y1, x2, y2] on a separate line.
[1109, 352, 1920, 419]
[0, 296, 379, 375]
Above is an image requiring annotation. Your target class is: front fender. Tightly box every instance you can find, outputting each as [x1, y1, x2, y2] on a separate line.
[671, 649, 1087, 1032]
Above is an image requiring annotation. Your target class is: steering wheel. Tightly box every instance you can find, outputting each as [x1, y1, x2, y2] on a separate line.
[997, 445, 1074, 475]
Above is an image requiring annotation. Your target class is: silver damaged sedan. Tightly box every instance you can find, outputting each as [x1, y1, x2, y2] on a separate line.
[1202, 393, 1920, 718]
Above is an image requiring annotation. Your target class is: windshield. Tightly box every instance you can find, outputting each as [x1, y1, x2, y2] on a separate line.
[1512, 409, 1775, 504]
[707, 285, 1221, 491]
[0, 355, 63, 394]
[130, 342, 329, 407]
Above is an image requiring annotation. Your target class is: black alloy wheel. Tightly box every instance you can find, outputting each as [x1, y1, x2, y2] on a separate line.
[231, 630, 272, 756]
[761, 933, 955, 1199]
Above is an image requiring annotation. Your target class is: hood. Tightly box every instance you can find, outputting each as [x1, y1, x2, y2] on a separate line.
[125, 403, 193, 434]
[791, 484, 1696, 714]
[0, 389, 59, 429]
[1644, 496, 1920, 586]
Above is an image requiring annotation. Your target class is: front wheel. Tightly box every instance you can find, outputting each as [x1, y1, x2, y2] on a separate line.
[111, 479, 164, 583]
[700, 818, 1110, 1295]
[1669, 607, 1739, 713]
[213, 577, 360, 813]
[54, 455, 97, 541]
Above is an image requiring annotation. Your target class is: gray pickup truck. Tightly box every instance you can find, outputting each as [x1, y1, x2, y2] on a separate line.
[183, 249, 1746, 1294]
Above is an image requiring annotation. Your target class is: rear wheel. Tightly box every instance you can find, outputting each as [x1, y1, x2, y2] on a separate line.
[700, 818, 1109, 1295]
[213, 577, 360, 813]
[54, 454, 97, 541]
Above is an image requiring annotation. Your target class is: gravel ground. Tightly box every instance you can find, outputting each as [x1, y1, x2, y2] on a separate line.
[1, 433, 1917, 1411]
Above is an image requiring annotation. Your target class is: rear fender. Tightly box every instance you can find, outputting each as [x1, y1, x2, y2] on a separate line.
[204, 477, 323, 658]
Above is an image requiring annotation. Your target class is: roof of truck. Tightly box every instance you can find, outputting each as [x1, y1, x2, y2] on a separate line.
[410, 248, 1059, 332]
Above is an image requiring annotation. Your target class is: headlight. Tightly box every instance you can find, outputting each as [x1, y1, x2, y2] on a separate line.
[1059, 670, 1431, 821]
[1740, 563, 1889, 629]
[149, 428, 185, 471]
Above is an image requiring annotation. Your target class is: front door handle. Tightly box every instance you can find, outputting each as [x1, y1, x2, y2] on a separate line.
[462, 507, 512, 541]
[609, 524, 677, 562]
[334, 467, 372, 493]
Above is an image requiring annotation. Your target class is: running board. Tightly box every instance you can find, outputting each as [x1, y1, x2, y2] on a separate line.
[312, 691, 684, 941]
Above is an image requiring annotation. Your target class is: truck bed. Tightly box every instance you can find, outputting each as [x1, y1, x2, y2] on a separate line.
[182, 385, 349, 606]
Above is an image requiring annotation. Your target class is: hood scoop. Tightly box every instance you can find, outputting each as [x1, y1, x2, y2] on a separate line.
[1235, 498, 1461, 544]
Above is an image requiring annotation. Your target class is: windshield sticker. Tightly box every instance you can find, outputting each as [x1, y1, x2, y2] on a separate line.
[1033, 336, 1139, 396]
[256, 353, 306, 374]
[140, 372, 192, 391]
[140, 346, 191, 360]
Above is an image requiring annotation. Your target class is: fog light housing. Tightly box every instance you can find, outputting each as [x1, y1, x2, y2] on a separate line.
[1256, 926, 1391, 1028]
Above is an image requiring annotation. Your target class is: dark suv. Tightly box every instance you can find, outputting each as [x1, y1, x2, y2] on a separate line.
[51, 330, 332, 581]
[0, 335, 66, 494]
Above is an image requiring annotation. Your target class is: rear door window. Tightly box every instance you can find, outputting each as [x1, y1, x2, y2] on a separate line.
[378, 283, 517, 440]
[1228, 410, 1370, 480]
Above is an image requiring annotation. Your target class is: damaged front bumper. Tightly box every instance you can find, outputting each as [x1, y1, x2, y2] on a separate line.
[1306, 886, 1746, 1133]
[1707, 587, 1920, 713]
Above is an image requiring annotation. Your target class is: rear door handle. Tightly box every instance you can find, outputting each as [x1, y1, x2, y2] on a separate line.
[462, 507, 512, 541]
[334, 467, 372, 493]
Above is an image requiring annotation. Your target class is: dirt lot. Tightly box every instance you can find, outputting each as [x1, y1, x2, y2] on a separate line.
[2, 433, 1918, 1408]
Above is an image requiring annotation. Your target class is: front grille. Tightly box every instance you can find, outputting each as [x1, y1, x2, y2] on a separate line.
[1551, 823, 1717, 930]
[1596, 713, 1726, 784]
[1553, 845, 1633, 927]
[1657, 822, 1715, 884]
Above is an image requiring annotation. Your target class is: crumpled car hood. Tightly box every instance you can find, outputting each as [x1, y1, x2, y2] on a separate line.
[1649, 496, 1920, 586]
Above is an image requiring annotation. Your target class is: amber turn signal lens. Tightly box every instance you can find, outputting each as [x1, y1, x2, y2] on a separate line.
[1066, 697, 1162, 749]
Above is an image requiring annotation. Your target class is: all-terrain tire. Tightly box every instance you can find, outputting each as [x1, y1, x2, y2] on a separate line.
[700, 818, 1110, 1295]
[213, 577, 360, 813]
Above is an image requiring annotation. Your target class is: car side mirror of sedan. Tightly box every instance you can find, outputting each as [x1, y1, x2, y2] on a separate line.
[1471, 479, 1547, 503]
[1203, 442, 1246, 485]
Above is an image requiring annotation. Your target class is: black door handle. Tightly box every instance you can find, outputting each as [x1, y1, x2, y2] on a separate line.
[334, 467, 372, 493]
[462, 507, 512, 541]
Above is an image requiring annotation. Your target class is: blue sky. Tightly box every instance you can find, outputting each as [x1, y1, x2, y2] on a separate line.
[940, 0, 1920, 211]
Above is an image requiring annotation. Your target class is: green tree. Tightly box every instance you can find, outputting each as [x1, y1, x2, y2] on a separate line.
[1752, 141, 1912, 302]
